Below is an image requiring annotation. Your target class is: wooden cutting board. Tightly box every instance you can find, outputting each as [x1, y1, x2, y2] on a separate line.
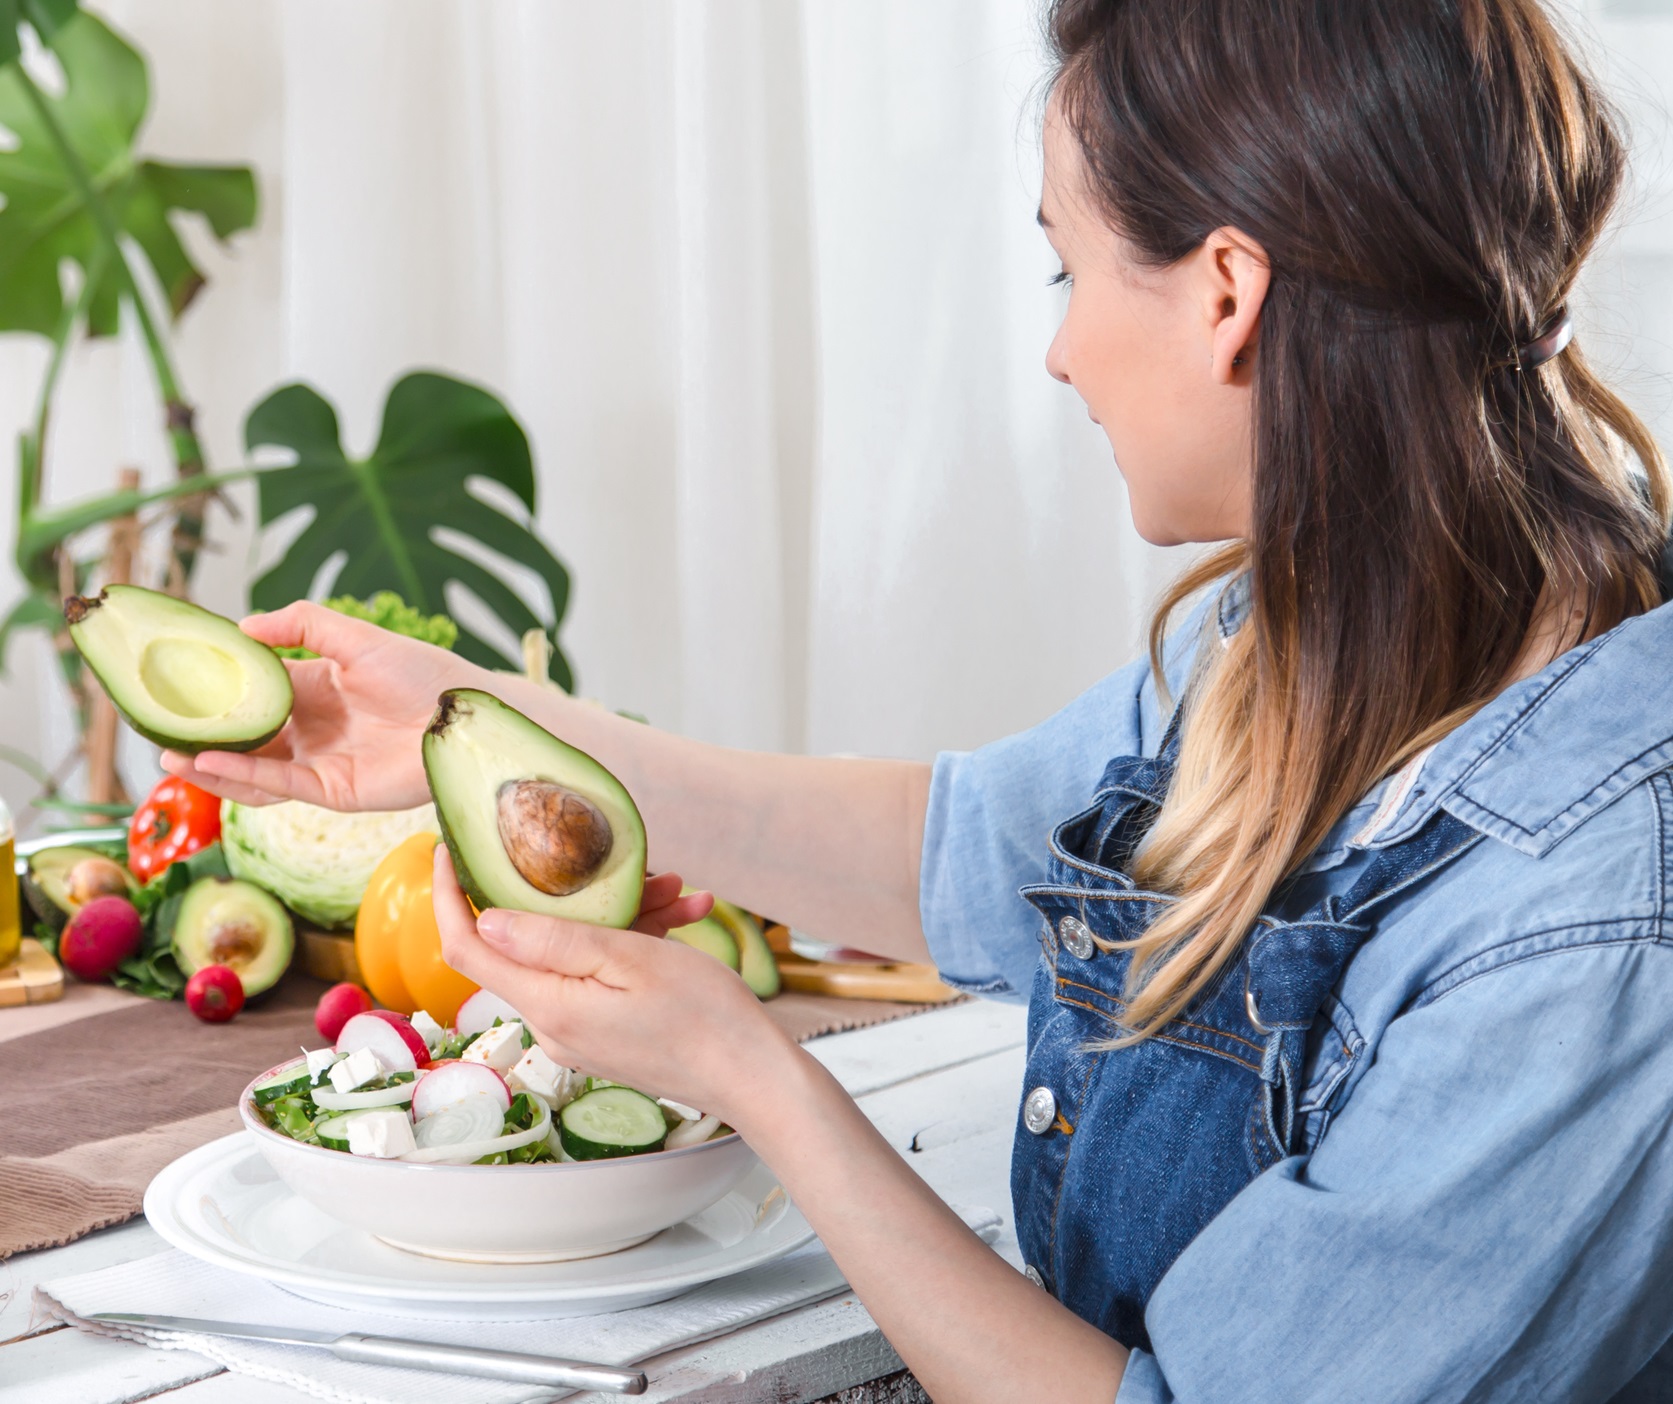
[774, 952, 961, 1004]
[0, 938, 65, 1006]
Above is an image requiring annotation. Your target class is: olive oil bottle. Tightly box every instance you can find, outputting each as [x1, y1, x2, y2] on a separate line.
[0, 795, 19, 968]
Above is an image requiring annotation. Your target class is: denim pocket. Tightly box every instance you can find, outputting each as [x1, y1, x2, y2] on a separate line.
[1295, 993, 1366, 1151]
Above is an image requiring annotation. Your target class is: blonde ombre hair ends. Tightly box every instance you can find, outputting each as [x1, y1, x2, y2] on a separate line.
[1047, 0, 1671, 1041]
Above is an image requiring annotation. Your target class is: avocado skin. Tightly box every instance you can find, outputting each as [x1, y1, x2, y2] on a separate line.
[111, 705, 287, 756]
[435, 801, 496, 915]
[169, 875, 295, 997]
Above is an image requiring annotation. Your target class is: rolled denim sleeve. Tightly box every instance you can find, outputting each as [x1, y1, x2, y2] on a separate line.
[919, 594, 1213, 999]
[1114, 941, 1673, 1403]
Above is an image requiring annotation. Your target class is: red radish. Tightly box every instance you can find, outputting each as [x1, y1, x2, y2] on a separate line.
[366, 1009, 431, 1065]
[59, 896, 143, 982]
[411, 1059, 511, 1121]
[335, 1011, 421, 1072]
[314, 982, 373, 1041]
[185, 965, 245, 1023]
[454, 988, 523, 1037]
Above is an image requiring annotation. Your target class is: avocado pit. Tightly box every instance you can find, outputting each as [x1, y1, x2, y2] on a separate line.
[208, 917, 266, 967]
[497, 779, 614, 896]
[66, 856, 131, 906]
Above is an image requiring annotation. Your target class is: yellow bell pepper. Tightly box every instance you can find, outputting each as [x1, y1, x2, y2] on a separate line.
[354, 832, 478, 1025]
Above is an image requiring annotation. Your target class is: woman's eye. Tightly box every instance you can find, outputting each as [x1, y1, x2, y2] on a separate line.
[1047, 270, 1073, 289]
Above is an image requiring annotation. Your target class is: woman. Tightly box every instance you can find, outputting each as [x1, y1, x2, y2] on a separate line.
[170, 1, 1673, 1398]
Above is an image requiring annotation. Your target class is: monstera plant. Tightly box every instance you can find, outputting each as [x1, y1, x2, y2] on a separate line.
[0, 2, 574, 813]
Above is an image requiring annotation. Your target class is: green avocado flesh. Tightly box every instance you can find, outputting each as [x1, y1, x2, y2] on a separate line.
[668, 913, 740, 971]
[423, 689, 647, 927]
[171, 875, 294, 996]
[22, 846, 136, 934]
[712, 898, 780, 999]
[65, 585, 293, 754]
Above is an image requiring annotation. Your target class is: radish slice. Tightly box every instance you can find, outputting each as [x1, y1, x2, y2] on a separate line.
[455, 989, 523, 1037]
[312, 1081, 416, 1112]
[335, 1012, 420, 1073]
[403, 1095, 551, 1164]
[364, 1010, 430, 1066]
[411, 1060, 510, 1121]
[665, 1113, 723, 1150]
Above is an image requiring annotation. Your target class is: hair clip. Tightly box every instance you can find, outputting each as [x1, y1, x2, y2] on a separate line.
[1517, 309, 1573, 370]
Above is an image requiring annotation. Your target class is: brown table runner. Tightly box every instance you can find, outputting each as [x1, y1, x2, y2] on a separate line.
[0, 972, 951, 1260]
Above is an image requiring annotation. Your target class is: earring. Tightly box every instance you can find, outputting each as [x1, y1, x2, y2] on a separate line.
[1232, 355, 1246, 368]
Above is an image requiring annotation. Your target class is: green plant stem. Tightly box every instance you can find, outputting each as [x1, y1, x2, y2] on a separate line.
[17, 237, 114, 580]
[11, 63, 212, 578]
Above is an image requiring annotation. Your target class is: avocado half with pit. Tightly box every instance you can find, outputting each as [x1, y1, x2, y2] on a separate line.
[22, 847, 137, 934]
[65, 585, 293, 753]
[423, 689, 647, 926]
[170, 875, 294, 997]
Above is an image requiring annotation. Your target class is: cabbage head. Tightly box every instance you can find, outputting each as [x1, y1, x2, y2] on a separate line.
[221, 799, 439, 929]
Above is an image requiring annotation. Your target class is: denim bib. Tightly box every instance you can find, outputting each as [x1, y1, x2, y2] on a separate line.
[1012, 723, 1482, 1349]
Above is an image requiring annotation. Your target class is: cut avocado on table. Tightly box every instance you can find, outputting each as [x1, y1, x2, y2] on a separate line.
[21, 847, 136, 934]
[668, 912, 740, 970]
[712, 898, 781, 999]
[423, 688, 647, 926]
[170, 875, 294, 997]
[65, 585, 293, 754]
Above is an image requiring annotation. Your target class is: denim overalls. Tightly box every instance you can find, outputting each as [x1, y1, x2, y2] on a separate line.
[1011, 717, 1482, 1350]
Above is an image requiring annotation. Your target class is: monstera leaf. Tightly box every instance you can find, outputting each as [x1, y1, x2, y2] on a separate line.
[0, 9, 257, 336]
[245, 372, 574, 689]
[0, 0, 76, 66]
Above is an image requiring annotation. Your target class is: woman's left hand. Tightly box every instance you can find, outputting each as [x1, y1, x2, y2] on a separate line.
[431, 848, 795, 1119]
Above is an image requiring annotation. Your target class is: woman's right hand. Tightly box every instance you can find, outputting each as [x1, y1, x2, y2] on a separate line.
[159, 601, 488, 812]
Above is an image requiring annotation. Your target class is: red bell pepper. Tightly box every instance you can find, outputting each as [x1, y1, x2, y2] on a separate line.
[127, 776, 222, 883]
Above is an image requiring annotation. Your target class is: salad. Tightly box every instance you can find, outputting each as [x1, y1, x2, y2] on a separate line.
[250, 988, 726, 1165]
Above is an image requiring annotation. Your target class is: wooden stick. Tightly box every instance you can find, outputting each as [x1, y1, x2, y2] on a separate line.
[83, 468, 140, 807]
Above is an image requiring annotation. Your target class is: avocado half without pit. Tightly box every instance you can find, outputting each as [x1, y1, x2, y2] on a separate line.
[423, 689, 647, 926]
[65, 585, 293, 753]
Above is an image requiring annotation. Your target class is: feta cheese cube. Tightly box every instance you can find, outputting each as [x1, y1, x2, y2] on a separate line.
[304, 1047, 341, 1081]
[507, 1045, 566, 1103]
[657, 1097, 703, 1124]
[461, 1021, 525, 1073]
[344, 1109, 416, 1159]
[329, 1046, 383, 1094]
[410, 1010, 446, 1052]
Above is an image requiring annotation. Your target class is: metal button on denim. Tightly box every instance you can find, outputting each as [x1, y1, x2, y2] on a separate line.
[1059, 915, 1095, 960]
[1025, 1265, 1045, 1288]
[1023, 1085, 1058, 1135]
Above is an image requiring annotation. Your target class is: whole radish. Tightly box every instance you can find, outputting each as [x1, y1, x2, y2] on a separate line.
[59, 896, 143, 982]
[185, 965, 245, 1023]
[314, 982, 373, 1041]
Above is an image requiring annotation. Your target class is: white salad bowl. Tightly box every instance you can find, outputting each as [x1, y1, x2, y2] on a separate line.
[238, 1060, 762, 1264]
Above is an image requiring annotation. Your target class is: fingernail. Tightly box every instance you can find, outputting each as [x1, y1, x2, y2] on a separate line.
[478, 909, 510, 941]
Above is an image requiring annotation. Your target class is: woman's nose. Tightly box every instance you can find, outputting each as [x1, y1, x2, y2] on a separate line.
[1045, 325, 1072, 385]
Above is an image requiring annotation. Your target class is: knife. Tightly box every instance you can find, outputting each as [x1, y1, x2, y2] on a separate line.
[90, 1313, 647, 1394]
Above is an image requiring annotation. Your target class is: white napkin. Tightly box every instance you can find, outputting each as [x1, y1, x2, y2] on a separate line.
[34, 1207, 1002, 1404]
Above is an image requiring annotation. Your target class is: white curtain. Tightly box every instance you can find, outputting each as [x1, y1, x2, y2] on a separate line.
[0, 0, 1667, 827]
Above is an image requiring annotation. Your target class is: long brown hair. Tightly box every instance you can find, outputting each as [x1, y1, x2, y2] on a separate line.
[1047, 0, 1670, 1040]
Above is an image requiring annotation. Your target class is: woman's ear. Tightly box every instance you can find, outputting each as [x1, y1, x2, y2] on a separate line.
[1201, 227, 1271, 385]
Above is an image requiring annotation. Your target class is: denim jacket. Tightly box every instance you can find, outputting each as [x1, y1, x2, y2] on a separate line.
[921, 583, 1673, 1402]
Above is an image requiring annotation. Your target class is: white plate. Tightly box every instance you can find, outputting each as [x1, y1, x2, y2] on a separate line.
[145, 1133, 815, 1320]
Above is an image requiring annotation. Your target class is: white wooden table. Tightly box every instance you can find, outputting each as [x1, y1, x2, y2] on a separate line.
[0, 1000, 1029, 1404]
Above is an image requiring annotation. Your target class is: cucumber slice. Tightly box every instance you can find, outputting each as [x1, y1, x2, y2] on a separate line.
[316, 1109, 388, 1152]
[558, 1087, 669, 1160]
[252, 1063, 311, 1105]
